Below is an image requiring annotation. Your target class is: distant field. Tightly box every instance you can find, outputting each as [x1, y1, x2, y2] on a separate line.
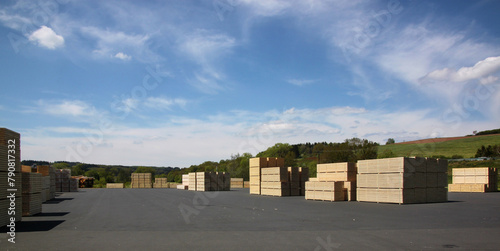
[378, 134, 500, 158]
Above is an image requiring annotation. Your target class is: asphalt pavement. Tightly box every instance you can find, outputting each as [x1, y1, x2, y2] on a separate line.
[1, 188, 500, 250]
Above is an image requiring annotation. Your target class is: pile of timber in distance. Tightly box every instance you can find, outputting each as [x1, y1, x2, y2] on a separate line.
[184, 172, 230, 191]
[449, 167, 498, 192]
[131, 173, 152, 188]
[249, 157, 309, 197]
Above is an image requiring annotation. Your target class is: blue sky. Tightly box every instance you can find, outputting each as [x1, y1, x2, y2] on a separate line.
[1, 0, 500, 167]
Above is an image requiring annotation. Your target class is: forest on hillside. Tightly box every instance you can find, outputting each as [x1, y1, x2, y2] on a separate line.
[22, 137, 379, 187]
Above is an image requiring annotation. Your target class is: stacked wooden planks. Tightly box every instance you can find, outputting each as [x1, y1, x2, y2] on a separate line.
[188, 173, 197, 191]
[22, 172, 42, 216]
[449, 167, 498, 192]
[36, 165, 56, 201]
[230, 178, 244, 188]
[0, 128, 22, 226]
[130, 173, 152, 188]
[357, 157, 448, 204]
[153, 177, 169, 188]
[106, 183, 124, 188]
[249, 157, 309, 197]
[55, 169, 72, 192]
[177, 174, 189, 190]
[192, 172, 230, 191]
[305, 162, 356, 202]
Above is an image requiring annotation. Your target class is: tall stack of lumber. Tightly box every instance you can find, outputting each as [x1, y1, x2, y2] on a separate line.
[177, 174, 189, 190]
[299, 167, 309, 195]
[249, 157, 285, 195]
[22, 172, 42, 216]
[131, 173, 152, 188]
[70, 177, 79, 192]
[106, 183, 124, 188]
[449, 167, 498, 192]
[36, 165, 56, 201]
[188, 173, 197, 191]
[1, 128, 22, 226]
[249, 157, 308, 197]
[153, 177, 169, 188]
[55, 169, 72, 192]
[231, 178, 244, 188]
[357, 157, 448, 204]
[305, 162, 356, 201]
[261, 167, 289, 196]
[196, 172, 210, 191]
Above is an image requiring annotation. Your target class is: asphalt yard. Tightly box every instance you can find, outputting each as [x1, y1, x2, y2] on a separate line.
[1, 188, 500, 250]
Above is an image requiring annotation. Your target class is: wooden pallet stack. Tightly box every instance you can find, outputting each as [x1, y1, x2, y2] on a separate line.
[70, 178, 79, 192]
[249, 157, 309, 197]
[153, 177, 169, 188]
[36, 165, 56, 201]
[188, 173, 197, 191]
[231, 178, 244, 188]
[130, 173, 152, 188]
[305, 162, 356, 201]
[196, 172, 210, 191]
[449, 167, 498, 192]
[261, 167, 289, 196]
[106, 183, 124, 188]
[357, 157, 448, 204]
[177, 174, 189, 190]
[0, 128, 23, 226]
[249, 157, 285, 195]
[55, 169, 72, 192]
[305, 180, 345, 201]
[299, 167, 309, 196]
[22, 172, 42, 216]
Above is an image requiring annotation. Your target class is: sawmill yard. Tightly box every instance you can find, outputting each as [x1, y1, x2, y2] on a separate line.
[2, 188, 499, 250]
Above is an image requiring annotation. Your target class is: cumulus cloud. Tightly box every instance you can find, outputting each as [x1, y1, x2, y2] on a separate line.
[28, 26, 64, 49]
[114, 52, 131, 60]
[423, 56, 500, 83]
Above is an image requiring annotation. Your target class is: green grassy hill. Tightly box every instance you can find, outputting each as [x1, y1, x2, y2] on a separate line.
[377, 134, 500, 158]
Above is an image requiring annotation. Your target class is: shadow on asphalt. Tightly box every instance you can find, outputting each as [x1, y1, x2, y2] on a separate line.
[33, 212, 69, 217]
[0, 220, 64, 232]
[43, 198, 73, 204]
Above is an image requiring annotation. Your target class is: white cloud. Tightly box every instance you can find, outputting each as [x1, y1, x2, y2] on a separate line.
[480, 76, 499, 85]
[423, 56, 500, 83]
[114, 52, 131, 60]
[35, 100, 95, 117]
[240, 0, 291, 16]
[28, 26, 64, 49]
[144, 97, 187, 110]
[287, 79, 318, 86]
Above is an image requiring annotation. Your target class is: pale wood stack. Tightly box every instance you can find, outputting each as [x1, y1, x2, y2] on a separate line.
[106, 183, 124, 188]
[22, 172, 42, 216]
[249, 157, 309, 197]
[196, 172, 210, 191]
[230, 178, 244, 188]
[193, 172, 230, 191]
[357, 157, 448, 204]
[55, 169, 72, 192]
[36, 165, 56, 201]
[153, 177, 169, 188]
[299, 167, 309, 196]
[188, 173, 197, 191]
[177, 174, 189, 190]
[249, 157, 284, 195]
[131, 173, 153, 188]
[1, 128, 23, 227]
[305, 162, 356, 201]
[449, 167, 498, 192]
[69, 177, 79, 192]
